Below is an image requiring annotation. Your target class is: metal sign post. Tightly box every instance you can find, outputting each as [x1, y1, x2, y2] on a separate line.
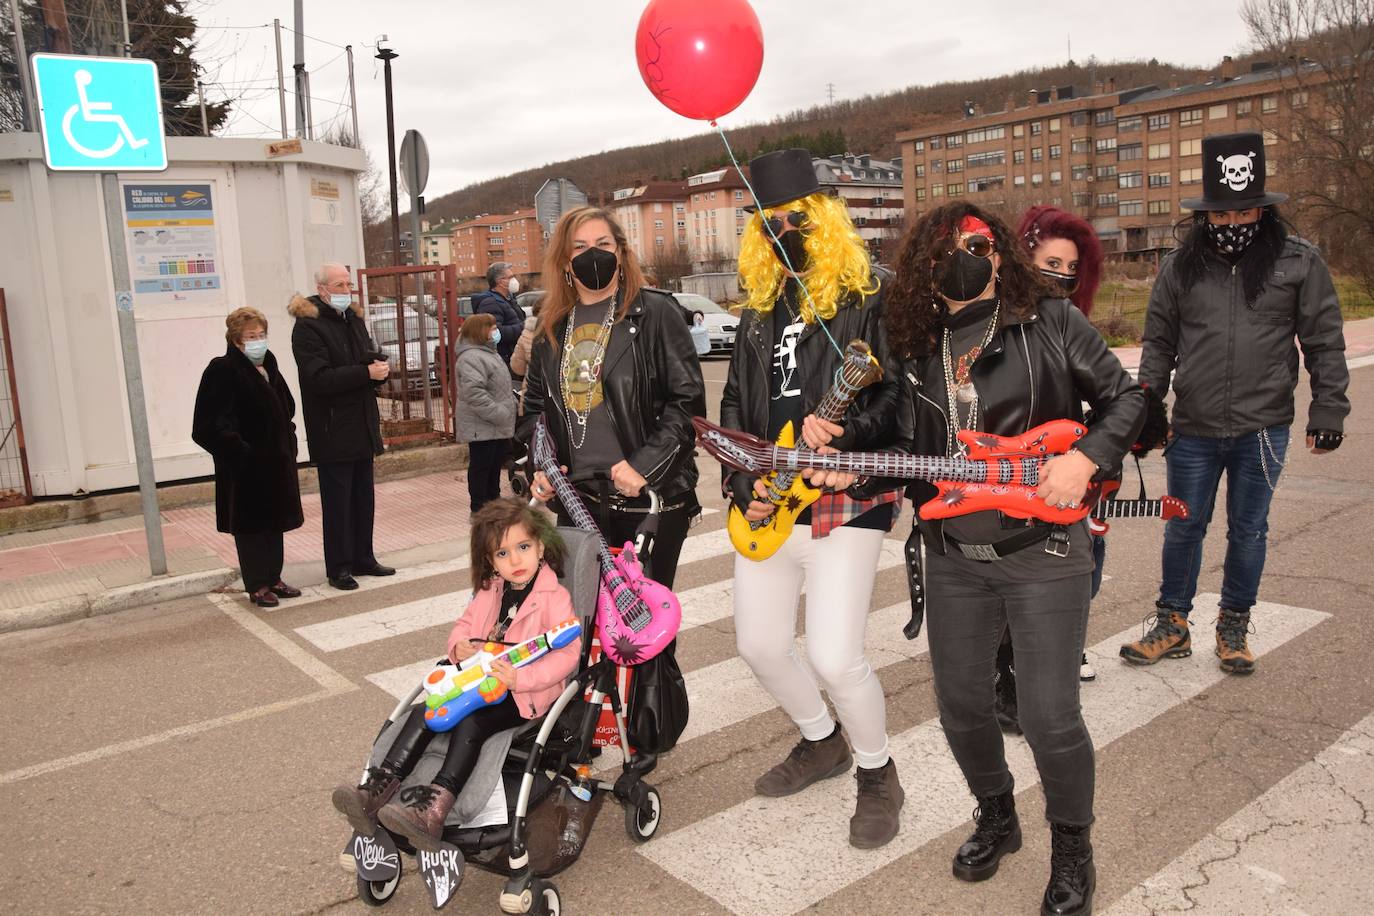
[32, 53, 169, 576]
[399, 129, 432, 420]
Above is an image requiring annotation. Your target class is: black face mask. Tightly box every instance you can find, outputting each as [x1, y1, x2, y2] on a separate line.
[570, 247, 619, 290]
[1206, 221, 1261, 255]
[936, 249, 995, 302]
[1040, 268, 1079, 294]
[769, 230, 809, 272]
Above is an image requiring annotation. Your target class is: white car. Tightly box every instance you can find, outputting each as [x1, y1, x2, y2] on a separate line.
[673, 292, 737, 357]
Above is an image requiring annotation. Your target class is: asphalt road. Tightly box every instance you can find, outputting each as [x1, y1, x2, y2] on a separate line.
[2, 355, 1371, 916]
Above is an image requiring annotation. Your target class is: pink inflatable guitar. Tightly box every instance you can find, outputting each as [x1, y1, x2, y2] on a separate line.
[529, 417, 682, 666]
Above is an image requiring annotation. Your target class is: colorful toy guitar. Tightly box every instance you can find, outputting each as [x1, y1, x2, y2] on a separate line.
[529, 416, 681, 666]
[727, 340, 884, 561]
[1086, 478, 1190, 535]
[696, 415, 1112, 526]
[421, 618, 582, 732]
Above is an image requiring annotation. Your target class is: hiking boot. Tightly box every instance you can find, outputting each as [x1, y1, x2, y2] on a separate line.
[1042, 823, 1095, 915]
[331, 767, 401, 837]
[849, 759, 904, 849]
[1215, 608, 1256, 675]
[953, 791, 1022, 882]
[754, 725, 853, 797]
[995, 666, 1022, 735]
[377, 783, 456, 852]
[1119, 609, 1191, 665]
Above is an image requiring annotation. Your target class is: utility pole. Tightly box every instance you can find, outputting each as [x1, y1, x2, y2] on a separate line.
[293, 0, 306, 138]
[376, 39, 401, 270]
[38, 0, 72, 53]
[346, 44, 359, 146]
[273, 18, 287, 138]
[826, 82, 835, 105]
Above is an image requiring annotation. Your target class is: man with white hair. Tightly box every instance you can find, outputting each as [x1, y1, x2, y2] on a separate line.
[289, 262, 396, 590]
[472, 261, 525, 366]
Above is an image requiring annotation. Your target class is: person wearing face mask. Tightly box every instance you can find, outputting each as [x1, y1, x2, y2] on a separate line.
[719, 148, 905, 849]
[193, 308, 304, 607]
[472, 262, 526, 367]
[879, 203, 1143, 916]
[1126, 132, 1350, 675]
[289, 263, 396, 591]
[453, 313, 518, 514]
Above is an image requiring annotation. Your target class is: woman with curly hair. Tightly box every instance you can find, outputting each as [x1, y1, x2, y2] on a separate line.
[720, 148, 903, 848]
[882, 201, 1143, 916]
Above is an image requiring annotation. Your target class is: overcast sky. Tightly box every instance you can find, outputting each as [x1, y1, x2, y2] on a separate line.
[196, 0, 1256, 202]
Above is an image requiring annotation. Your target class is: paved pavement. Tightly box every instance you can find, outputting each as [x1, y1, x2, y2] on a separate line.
[2, 347, 1372, 914]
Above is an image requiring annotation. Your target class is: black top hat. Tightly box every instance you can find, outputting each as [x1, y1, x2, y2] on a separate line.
[744, 148, 824, 211]
[1180, 131, 1288, 211]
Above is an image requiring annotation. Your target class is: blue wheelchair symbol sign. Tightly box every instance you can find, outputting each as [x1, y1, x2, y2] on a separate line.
[31, 54, 168, 171]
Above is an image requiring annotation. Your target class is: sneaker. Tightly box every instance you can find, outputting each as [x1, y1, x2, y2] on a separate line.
[1079, 653, 1096, 682]
[377, 783, 456, 853]
[754, 725, 853, 797]
[849, 759, 904, 849]
[331, 767, 401, 837]
[1119, 610, 1191, 665]
[1215, 608, 1256, 675]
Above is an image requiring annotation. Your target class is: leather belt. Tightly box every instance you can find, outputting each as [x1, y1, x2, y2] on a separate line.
[944, 524, 1070, 562]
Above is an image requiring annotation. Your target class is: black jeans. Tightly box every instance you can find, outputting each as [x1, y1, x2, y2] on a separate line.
[383, 694, 524, 794]
[555, 495, 694, 589]
[467, 439, 510, 515]
[925, 551, 1095, 826]
[316, 457, 376, 578]
[234, 530, 284, 593]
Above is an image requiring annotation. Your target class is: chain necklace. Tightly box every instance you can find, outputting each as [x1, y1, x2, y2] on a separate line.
[940, 299, 1001, 457]
[559, 292, 618, 449]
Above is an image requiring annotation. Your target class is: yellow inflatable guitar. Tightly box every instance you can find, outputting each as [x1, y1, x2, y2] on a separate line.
[727, 340, 884, 561]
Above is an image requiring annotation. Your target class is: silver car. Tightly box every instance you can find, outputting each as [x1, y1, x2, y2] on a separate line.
[673, 292, 737, 357]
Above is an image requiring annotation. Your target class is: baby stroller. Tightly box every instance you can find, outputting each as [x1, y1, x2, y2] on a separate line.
[344, 527, 663, 913]
[504, 385, 531, 499]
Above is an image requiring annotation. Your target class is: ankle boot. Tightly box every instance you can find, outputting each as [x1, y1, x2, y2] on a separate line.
[1042, 822, 1095, 916]
[994, 665, 1022, 735]
[953, 791, 1021, 881]
[755, 725, 853, 797]
[377, 783, 457, 852]
[849, 759, 904, 849]
[1215, 608, 1256, 674]
[331, 767, 400, 837]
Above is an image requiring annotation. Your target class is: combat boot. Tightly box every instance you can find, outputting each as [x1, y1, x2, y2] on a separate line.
[331, 766, 401, 837]
[378, 783, 456, 852]
[1042, 823, 1095, 915]
[1119, 609, 1191, 665]
[754, 724, 853, 797]
[952, 791, 1021, 881]
[850, 758, 904, 848]
[995, 665, 1022, 734]
[1215, 608, 1256, 675]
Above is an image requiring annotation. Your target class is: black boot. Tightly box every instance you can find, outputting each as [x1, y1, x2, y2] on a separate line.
[1042, 822, 1095, 916]
[994, 664, 1022, 735]
[952, 791, 1021, 881]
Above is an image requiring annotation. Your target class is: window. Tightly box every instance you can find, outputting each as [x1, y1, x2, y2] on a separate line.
[1118, 115, 1142, 132]
[656, 236, 665, 246]
[1266, 159, 1276, 176]
[1263, 128, 1279, 145]
[914, 140, 925, 152]
[946, 134, 964, 148]
[1049, 170, 1062, 185]
[1148, 142, 1171, 160]
[654, 219, 664, 229]
[931, 159, 943, 172]
[965, 126, 1006, 144]
[1179, 167, 1203, 184]
[1148, 113, 1171, 130]
[1013, 124, 1025, 138]
[733, 208, 745, 218]
[1149, 172, 1171, 188]
[931, 184, 944, 198]
[734, 190, 744, 201]
[1072, 165, 1091, 181]
[915, 187, 926, 200]
[1118, 143, 1143, 161]
[1261, 95, 1278, 113]
[1031, 173, 1043, 187]
[967, 175, 1005, 193]
[930, 136, 942, 149]
[1014, 175, 1026, 187]
[1070, 111, 1090, 127]
[1236, 99, 1252, 115]
[1031, 121, 1043, 136]
[915, 164, 925, 177]
[1095, 164, 1118, 180]
[1179, 108, 1203, 126]
[1049, 144, 1062, 159]
[948, 182, 963, 196]
[1096, 192, 1118, 207]
[709, 191, 716, 200]
[1049, 117, 1061, 133]
[1178, 138, 1202, 157]
[1119, 171, 1143, 189]
[1291, 90, 1308, 108]
[947, 158, 965, 173]
[1072, 191, 1092, 207]
[1071, 138, 1092, 154]
[1208, 103, 1228, 119]
[967, 151, 1005, 168]
[1119, 199, 1143, 216]
[1032, 147, 1044, 162]
[675, 219, 685, 229]
[1095, 109, 1116, 126]
[1095, 137, 1117, 154]
[1014, 150, 1025, 164]
[1148, 199, 1171, 215]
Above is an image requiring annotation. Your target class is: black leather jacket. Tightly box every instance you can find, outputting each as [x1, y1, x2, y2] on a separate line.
[518, 287, 706, 501]
[888, 297, 1145, 554]
[719, 272, 899, 505]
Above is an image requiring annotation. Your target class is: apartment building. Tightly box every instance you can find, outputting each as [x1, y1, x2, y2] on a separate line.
[813, 153, 904, 258]
[897, 57, 1316, 252]
[684, 166, 752, 271]
[609, 180, 689, 260]
[450, 207, 545, 281]
[420, 221, 455, 266]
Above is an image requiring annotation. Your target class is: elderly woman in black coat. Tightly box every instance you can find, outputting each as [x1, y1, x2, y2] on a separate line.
[193, 307, 305, 607]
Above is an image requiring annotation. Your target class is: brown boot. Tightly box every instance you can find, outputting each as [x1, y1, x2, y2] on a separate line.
[1215, 608, 1256, 675]
[1119, 610, 1191, 665]
[377, 783, 456, 852]
[755, 725, 853, 797]
[331, 767, 400, 837]
[849, 759, 903, 849]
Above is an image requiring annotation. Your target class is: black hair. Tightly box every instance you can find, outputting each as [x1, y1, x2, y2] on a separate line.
[1172, 207, 1289, 305]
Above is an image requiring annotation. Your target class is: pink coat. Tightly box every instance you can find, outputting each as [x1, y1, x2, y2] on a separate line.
[446, 564, 581, 718]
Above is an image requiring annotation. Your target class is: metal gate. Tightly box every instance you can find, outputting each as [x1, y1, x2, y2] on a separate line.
[0, 290, 33, 507]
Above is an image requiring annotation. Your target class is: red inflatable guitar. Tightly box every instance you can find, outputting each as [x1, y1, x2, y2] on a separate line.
[1085, 479, 1190, 534]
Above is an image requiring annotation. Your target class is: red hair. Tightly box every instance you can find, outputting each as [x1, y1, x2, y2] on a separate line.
[1016, 205, 1103, 317]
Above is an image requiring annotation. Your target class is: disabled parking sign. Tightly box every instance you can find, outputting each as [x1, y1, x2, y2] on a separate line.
[31, 53, 167, 171]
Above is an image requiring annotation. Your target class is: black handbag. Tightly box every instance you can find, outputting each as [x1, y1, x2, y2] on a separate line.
[627, 647, 689, 753]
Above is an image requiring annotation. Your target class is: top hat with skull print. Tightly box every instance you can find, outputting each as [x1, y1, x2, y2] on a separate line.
[1181, 131, 1288, 211]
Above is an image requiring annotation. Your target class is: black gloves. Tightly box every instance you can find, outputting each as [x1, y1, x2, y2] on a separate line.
[1308, 429, 1343, 452]
[728, 473, 762, 513]
[1131, 384, 1170, 457]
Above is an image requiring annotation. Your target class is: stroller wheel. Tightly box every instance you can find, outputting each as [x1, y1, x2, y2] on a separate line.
[509, 471, 530, 498]
[533, 880, 561, 916]
[624, 785, 662, 843]
[356, 855, 401, 907]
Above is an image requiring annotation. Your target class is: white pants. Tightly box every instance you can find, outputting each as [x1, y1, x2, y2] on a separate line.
[733, 524, 891, 769]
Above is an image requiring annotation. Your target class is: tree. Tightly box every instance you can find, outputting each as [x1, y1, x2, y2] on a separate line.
[1241, 0, 1374, 297]
[646, 243, 693, 290]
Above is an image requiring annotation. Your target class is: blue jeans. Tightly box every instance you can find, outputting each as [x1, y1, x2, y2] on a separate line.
[1158, 426, 1289, 615]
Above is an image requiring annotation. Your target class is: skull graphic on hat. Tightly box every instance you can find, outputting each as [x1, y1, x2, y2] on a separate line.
[1218, 151, 1256, 191]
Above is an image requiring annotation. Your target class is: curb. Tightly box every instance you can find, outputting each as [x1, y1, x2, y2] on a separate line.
[0, 566, 239, 635]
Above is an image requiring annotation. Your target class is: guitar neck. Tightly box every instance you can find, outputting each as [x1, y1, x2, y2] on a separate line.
[1094, 498, 1163, 519]
[773, 447, 1002, 485]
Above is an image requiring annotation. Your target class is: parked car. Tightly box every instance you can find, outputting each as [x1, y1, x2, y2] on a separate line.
[368, 307, 442, 398]
[672, 292, 737, 357]
[516, 289, 545, 322]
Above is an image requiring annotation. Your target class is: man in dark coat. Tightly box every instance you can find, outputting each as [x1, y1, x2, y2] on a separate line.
[289, 262, 397, 589]
[471, 261, 525, 365]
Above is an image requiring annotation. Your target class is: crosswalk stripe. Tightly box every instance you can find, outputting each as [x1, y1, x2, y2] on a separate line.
[1104, 709, 1374, 915]
[637, 595, 1330, 916]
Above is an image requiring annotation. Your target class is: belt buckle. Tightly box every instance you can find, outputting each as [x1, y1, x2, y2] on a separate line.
[958, 542, 1000, 563]
[1044, 529, 1071, 557]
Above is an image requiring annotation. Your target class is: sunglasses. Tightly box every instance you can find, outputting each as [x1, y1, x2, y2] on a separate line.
[764, 210, 809, 236]
[944, 231, 995, 259]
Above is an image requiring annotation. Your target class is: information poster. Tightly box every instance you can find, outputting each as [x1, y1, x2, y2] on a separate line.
[123, 183, 224, 304]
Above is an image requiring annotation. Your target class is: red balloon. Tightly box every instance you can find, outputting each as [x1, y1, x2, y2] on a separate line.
[635, 0, 764, 122]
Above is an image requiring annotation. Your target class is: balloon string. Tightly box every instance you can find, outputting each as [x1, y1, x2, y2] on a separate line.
[712, 122, 846, 362]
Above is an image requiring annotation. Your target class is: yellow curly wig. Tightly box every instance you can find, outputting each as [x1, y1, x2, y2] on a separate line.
[737, 191, 877, 320]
